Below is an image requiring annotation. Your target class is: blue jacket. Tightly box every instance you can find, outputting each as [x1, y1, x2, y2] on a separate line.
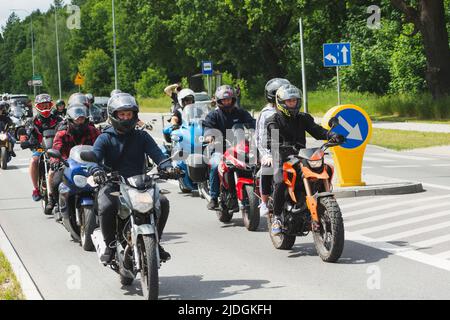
[90, 127, 170, 178]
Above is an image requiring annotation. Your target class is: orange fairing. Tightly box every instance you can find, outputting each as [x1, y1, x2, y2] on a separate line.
[283, 162, 297, 203]
[301, 165, 330, 180]
[306, 196, 319, 223]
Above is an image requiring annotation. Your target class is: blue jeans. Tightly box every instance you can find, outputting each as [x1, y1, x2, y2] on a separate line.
[209, 152, 222, 200]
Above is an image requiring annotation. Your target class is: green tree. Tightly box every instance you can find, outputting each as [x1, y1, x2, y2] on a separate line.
[78, 48, 113, 95]
[135, 67, 168, 98]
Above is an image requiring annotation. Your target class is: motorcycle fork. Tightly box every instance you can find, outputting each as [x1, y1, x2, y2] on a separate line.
[43, 155, 51, 202]
[234, 172, 244, 211]
[303, 177, 320, 228]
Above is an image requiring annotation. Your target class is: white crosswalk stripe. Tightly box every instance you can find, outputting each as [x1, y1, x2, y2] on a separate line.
[345, 201, 450, 227]
[343, 194, 450, 218]
[411, 234, 450, 248]
[382, 165, 421, 168]
[434, 251, 450, 260]
[371, 152, 435, 161]
[362, 156, 395, 163]
[338, 195, 402, 210]
[373, 218, 450, 241]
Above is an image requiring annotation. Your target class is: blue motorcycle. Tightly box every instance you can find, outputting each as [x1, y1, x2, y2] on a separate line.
[161, 103, 210, 194]
[48, 145, 98, 251]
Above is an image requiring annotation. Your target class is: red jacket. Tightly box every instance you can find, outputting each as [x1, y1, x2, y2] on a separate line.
[51, 124, 100, 162]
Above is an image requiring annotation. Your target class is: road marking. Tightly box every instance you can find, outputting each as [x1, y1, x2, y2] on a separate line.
[360, 212, 450, 239]
[411, 234, 450, 248]
[434, 250, 450, 260]
[431, 164, 450, 167]
[382, 165, 421, 168]
[0, 224, 43, 300]
[371, 152, 434, 161]
[362, 156, 395, 163]
[344, 194, 450, 218]
[346, 201, 450, 227]
[422, 182, 450, 191]
[339, 195, 402, 210]
[346, 231, 450, 272]
[377, 220, 450, 242]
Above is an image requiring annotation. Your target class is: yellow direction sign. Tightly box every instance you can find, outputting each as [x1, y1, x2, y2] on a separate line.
[322, 104, 372, 187]
[74, 72, 85, 86]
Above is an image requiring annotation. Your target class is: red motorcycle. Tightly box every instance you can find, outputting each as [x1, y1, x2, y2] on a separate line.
[216, 135, 260, 231]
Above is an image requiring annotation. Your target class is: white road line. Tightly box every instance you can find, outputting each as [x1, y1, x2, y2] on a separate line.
[339, 195, 402, 210]
[431, 164, 450, 167]
[0, 225, 43, 300]
[412, 234, 450, 248]
[382, 165, 421, 168]
[344, 194, 450, 218]
[371, 152, 434, 161]
[434, 250, 450, 260]
[362, 156, 395, 163]
[365, 214, 450, 240]
[346, 232, 450, 272]
[346, 201, 450, 227]
[422, 182, 450, 191]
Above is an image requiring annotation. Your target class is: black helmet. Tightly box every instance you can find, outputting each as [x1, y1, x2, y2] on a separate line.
[110, 89, 122, 97]
[275, 84, 302, 118]
[215, 85, 236, 110]
[265, 78, 291, 103]
[107, 93, 139, 134]
[56, 99, 65, 108]
[0, 101, 8, 115]
[68, 93, 89, 108]
[85, 93, 94, 104]
[67, 104, 89, 136]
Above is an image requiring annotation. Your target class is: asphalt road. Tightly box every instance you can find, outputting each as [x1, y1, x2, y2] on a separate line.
[0, 113, 449, 300]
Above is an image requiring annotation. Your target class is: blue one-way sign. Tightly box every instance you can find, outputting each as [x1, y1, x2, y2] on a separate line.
[323, 43, 351, 67]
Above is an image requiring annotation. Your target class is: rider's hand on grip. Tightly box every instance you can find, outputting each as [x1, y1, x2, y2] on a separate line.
[327, 131, 345, 144]
[93, 170, 107, 185]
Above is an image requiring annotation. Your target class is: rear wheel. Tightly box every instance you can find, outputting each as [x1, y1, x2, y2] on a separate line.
[216, 191, 233, 222]
[313, 197, 345, 262]
[80, 206, 97, 251]
[268, 213, 296, 250]
[178, 178, 191, 193]
[138, 235, 159, 300]
[38, 167, 48, 215]
[242, 185, 260, 231]
[0, 147, 7, 169]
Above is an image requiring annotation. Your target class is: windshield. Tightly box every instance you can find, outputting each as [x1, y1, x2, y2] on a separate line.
[126, 174, 150, 189]
[182, 103, 209, 125]
[69, 145, 96, 164]
[10, 105, 24, 118]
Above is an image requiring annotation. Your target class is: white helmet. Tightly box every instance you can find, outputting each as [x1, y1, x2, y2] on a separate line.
[177, 88, 195, 108]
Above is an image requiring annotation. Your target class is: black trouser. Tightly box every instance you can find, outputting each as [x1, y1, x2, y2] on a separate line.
[98, 183, 169, 248]
[51, 169, 64, 199]
[272, 166, 286, 218]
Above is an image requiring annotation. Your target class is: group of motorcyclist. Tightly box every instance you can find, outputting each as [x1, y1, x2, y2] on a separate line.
[9, 77, 343, 268]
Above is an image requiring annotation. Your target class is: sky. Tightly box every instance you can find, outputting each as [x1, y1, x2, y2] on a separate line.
[0, 0, 57, 32]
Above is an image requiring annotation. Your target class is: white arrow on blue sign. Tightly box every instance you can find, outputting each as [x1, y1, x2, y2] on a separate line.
[331, 108, 369, 149]
[202, 61, 213, 75]
[323, 43, 351, 67]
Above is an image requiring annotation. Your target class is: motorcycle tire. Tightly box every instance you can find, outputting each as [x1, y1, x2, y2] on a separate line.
[242, 185, 260, 231]
[0, 147, 7, 170]
[268, 214, 296, 250]
[138, 235, 159, 300]
[80, 206, 97, 251]
[313, 197, 344, 263]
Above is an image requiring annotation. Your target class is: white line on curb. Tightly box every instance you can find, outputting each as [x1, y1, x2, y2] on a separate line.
[0, 224, 43, 300]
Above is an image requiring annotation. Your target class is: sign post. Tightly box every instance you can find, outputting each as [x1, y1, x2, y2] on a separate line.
[202, 61, 213, 97]
[322, 104, 372, 187]
[323, 43, 351, 105]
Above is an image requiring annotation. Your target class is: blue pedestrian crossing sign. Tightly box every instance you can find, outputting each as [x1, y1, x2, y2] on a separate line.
[331, 108, 369, 149]
[201, 61, 213, 75]
[323, 43, 351, 67]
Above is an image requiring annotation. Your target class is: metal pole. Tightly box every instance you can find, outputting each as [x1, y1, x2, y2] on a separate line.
[336, 66, 341, 105]
[55, 7, 62, 99]
[112, 0, 118, 89]
[299, 18, 308, 113]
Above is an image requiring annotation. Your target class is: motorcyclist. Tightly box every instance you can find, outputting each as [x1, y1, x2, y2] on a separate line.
[46, 103, 101, 215]
[0, 102, 16, 157]
[88, 93, 175, 263]
[85, 93, 94, 108]
[203, 85, 256, 210]
[255, 78, 291, 217]
[265, 84, 344, 235]
[52, 99, 67, 118]
[170, 88, 195, 126]
[21, 94, 62, 201]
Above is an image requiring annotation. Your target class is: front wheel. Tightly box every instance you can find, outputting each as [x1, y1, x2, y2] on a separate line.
[268, 213, 296, 250]
[80, 206, 97, 251]
[313, 197, 345, 263]
[138, 235, 159, 300]
[178, 178, 191, 193]
[242, 185, 260, 231]
[0, 147, 7, 169]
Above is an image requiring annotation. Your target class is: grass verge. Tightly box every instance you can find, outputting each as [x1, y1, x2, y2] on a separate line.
[0, 250, 24, 300]
[369, 128, 450, 151]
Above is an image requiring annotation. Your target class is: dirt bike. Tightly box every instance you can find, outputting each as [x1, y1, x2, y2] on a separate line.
[268, 117, 345, 262]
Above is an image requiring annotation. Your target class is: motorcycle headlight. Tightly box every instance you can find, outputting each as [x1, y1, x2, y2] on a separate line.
[128, 188, 154, 213]
[307, 159, 323, 168]
[73, 175, 88, 188]
[0, 133, 7, 141]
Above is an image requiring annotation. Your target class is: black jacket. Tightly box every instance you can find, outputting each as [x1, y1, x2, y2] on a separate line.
[0, 115, 12, 132]
[203, 107, 255, 139]
[266, 112, 328, 156]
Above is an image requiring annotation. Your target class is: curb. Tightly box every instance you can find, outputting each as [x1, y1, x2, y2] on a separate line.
[0, 224, 43, 300]
[334, 182, 423, 198]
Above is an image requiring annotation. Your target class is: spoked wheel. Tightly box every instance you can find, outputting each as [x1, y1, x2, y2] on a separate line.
[313, 197, 345, 262]
[79, 206, 97, 251]
[0, 147, 7, 169]
[138, 235, 159, 300]
[38, 172, 49, 215]
[267, 213, 296, 250]
[242, 185, 260, 231]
